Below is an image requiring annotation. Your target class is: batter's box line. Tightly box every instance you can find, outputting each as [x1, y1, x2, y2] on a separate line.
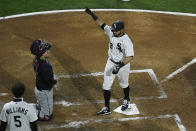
[161, 57, 196, 83]
[1, 69, 167, 102]
[0, 93, 8, 96]
[1, 70, 165, 107]
[42, 114, 186, 131]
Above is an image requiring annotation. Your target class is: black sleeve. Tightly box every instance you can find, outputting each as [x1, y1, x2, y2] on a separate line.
[101, 23, 106, 30]
[30, 121, 38, 131]
[85, 7, 98, 21]
[0, 121, 7, 131]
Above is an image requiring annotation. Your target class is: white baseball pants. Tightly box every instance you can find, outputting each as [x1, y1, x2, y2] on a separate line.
[34, 87, 53, 119]
[102, 59, 130, 90]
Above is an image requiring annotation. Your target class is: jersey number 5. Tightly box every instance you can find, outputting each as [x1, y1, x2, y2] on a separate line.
[14, 116, 22, 127]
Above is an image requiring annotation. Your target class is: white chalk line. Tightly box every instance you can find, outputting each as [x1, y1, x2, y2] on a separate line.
[0, 69, 166, 105]
[54, 96, 165, 107]
[55, 72, 104, 79]
[148, 70, 167, 98]
[43, 114, 186, 131]
[174, 114, 187, 131]
[54, 99, 121, 107]
[1, 9, 196, 20]
[161, 57, 196, 83]
[53, 69, 167, 107]
[55, 69, 154, 79]
[0, 93, 8, 96]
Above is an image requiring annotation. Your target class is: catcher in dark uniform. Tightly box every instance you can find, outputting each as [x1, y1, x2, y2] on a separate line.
[30, 39, 57, 121]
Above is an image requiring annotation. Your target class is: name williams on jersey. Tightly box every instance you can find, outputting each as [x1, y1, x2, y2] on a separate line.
[6, 107, 28, 115]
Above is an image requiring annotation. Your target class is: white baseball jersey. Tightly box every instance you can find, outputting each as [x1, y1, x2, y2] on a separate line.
[104, 25, 134, 62]
[0, 98, 38, 131]
[102, 25, 134, 90]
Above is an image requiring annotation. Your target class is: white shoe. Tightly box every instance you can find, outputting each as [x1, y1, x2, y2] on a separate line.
[121, 99, 130, 111]
[97, 107, 111, 115]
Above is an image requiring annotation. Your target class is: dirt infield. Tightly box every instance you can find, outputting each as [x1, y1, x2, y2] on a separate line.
[0, 10, 196, 130]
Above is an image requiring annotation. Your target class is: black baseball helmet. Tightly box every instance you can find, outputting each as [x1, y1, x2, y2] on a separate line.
[111, 20, 124, 32]
[30, 39, 51, 57]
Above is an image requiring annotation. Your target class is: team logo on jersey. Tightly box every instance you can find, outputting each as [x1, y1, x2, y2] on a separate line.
[110, 42, 123, 53]
[117, 43, 122, 53]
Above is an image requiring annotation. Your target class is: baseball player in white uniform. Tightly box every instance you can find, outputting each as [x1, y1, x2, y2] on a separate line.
[85, 8, 134, 115]
[0, 82, 38, 131]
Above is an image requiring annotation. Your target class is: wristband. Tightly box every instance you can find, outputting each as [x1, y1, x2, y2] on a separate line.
[101, 23, 106, 30]
[91, 13, 98, 21]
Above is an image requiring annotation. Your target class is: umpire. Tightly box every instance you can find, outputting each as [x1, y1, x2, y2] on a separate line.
[30, 39, 57, 121]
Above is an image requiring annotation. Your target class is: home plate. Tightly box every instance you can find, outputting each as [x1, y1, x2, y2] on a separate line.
[114, 104, 140, 115]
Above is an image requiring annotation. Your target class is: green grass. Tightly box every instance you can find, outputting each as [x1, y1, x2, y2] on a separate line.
[0, 0, 196, 17]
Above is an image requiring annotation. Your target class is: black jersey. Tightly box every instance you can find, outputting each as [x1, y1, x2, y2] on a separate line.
[33, 57, 57, 90]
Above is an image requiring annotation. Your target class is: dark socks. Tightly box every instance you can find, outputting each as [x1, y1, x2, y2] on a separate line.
[123, 86, 130, 101]
[104, 90, 111, 109]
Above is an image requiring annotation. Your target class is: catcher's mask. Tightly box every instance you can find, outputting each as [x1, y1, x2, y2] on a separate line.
[111, 20, 124, 32]
[30, 39, 51, 57]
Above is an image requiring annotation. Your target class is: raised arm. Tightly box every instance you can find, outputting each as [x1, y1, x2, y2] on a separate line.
[85, 7, 106, 30]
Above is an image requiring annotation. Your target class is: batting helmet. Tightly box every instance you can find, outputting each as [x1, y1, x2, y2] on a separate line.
[30, 39, 51, 57]
[111, 20, 124, 32]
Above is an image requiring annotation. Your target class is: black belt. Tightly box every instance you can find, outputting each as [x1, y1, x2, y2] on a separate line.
[110, 59, 121, 65]
[37, 87, 51, 91]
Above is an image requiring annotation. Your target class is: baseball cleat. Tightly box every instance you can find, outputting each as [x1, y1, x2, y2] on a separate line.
[121, 99, 130, 111]
[97, 107, 111, 116]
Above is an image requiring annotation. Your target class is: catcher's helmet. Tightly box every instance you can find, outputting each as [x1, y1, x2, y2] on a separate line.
[111, 20, 124, 32]
[30, 39, 51, 57]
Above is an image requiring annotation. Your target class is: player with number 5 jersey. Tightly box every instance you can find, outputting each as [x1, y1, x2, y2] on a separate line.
[0, 82, 38, 131]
